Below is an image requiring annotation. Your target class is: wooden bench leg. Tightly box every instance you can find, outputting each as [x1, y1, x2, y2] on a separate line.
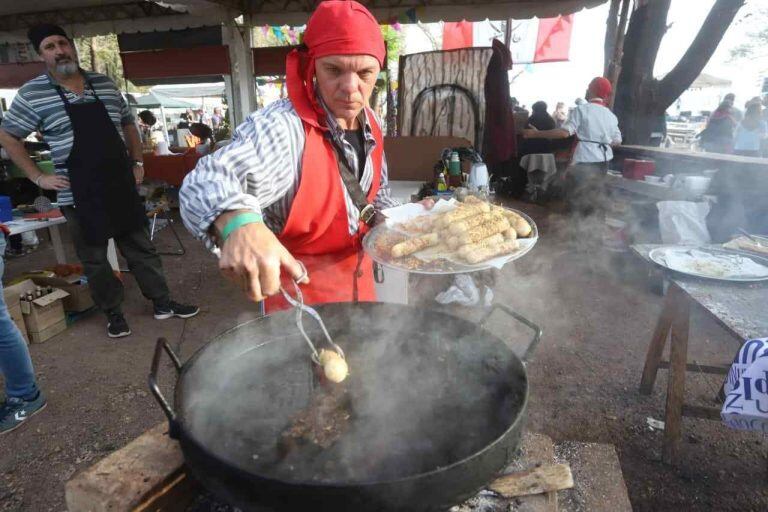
[662, 285, 690, 465]
[639, 287, 676, 395]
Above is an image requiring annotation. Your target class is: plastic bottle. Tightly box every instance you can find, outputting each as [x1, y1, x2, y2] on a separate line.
[437, 173, 447, 192]
[448, 151, 463, 187]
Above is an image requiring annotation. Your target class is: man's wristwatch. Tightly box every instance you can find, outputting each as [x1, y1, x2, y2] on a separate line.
[132, 160, 144, 167]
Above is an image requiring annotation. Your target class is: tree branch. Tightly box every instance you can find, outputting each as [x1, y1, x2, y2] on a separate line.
[657, 0, 745, 109]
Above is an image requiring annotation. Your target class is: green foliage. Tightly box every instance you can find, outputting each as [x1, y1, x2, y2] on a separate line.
[74, 35, 147, 91]
[728, 9, 768, 61]
[381, 25, 404, 66]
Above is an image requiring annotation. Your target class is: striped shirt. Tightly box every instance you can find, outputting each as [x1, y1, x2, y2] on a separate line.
[179, 98, 399, 249]
[0, 71, 134, 205]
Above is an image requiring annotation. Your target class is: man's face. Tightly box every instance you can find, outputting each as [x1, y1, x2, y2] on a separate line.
[315, 55, 380, 122]
[39, 35, 78, 76]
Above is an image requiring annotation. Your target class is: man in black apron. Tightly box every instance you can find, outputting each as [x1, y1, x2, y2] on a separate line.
[0, 25, 198, 338]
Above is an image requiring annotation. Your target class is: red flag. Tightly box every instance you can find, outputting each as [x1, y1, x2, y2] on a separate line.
[442, 21, 473, 50]
[533, 15, 573, 63]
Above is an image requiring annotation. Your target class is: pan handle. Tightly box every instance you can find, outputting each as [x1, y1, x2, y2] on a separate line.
[148, 337, 182, 438]
[479, 303, 542, 364]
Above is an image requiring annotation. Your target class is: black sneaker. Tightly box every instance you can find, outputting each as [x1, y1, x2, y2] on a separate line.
[0, 391, 47, 435]
[107, 312, 131, 338]
[154, 300, 200, 320]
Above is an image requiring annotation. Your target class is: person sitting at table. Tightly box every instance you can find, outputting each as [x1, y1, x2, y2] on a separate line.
[0, 23, 199, 338]
[189, 122, 215, 156]
[553, 102, 568, 128]
[137, 110, 166, 148]
[528, 101, 556, 131]
[522, 77, 621, 232]
[177, 113, 190, 130]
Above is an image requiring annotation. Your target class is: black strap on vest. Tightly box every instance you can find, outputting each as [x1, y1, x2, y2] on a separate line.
[326, 132, 377, 226]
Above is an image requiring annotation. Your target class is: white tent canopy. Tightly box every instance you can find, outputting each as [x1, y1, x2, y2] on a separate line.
[152, 83, 225, 98]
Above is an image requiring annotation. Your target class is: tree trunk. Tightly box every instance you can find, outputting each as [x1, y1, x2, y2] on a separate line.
[614, 0, 745, 145]
[607, 0, 631, 109]
[614, 0, 670, 145]
[604, 0, 621, 75]
[89, 37, 99, 74]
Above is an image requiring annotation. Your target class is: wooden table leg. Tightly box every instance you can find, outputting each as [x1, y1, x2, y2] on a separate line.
[48, 224, 66, 264]
[662, 284, 690, 464]
[639, 288, 676, 395]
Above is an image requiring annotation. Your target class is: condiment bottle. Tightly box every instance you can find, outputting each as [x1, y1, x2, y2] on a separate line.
[448, 151, 462, 187]
[437, 173, 447, 191]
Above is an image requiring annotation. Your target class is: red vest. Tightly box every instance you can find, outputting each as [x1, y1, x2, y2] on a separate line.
[264, 110, 383, 312]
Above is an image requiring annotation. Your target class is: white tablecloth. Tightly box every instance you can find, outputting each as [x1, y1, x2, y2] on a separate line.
[520, 153, 557, 193]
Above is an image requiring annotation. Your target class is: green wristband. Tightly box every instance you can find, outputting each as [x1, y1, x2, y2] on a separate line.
[221, 212, 263, 242]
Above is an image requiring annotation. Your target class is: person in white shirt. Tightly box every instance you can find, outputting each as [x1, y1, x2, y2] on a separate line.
[522, 77, 622, 228]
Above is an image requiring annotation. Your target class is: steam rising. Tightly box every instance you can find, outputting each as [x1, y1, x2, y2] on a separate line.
[179, 303, 526, 485]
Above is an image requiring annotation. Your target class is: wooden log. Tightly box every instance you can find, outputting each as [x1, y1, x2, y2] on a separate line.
[487, 463, 573, 498]
[65, 423, 197, 512]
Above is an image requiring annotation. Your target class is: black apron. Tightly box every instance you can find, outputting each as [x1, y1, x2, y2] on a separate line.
[55, 78, 146, 245]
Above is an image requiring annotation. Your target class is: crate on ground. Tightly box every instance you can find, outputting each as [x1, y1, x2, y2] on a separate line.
[31, 274, 94, 313]
[10, 279, 69, 343]
[2, 280, 29, 343]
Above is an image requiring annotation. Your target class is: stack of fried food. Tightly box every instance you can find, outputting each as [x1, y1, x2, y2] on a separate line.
[389, 197, 533, 265]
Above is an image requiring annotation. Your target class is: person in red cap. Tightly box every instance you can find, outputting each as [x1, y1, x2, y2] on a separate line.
[181, 1, 428, 309]
[522, 77, 621, 212]
[523, 77, 621, 169]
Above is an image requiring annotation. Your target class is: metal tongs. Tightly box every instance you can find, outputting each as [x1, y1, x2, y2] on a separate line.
[280, 261, 345, 365]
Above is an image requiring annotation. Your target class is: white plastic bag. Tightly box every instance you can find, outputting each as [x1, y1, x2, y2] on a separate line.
[435, 275, 480, 306]
[21, 231, 39, 246]
[657, 201, 711, 245]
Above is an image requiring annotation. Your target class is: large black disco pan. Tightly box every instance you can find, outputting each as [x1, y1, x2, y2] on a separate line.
[149, 302, 540, 511]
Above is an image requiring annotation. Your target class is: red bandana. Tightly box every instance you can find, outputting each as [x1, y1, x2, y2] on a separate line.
[587, 77, 612, 105]
[286, 0, 385, 129]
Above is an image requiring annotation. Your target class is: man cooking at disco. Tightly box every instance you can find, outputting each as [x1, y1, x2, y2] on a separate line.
[0, 24, 199, 338]
[181, 0, 429, 310]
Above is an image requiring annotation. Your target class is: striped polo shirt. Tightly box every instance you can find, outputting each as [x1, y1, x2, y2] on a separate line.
[0, 70, 134, 205]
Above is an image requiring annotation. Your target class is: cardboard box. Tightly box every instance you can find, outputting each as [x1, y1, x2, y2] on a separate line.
[384, 136, 472, 182]
[7, 303, 29, 343]
[4, 279, 32, 343]
[11, 279, 69, 343]
[28, 318, 67, 344]
[32, 275, 94, 313]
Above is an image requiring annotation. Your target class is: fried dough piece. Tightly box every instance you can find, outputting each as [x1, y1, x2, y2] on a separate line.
[448, 212, 505, 235]
[463, 239, 520, 264]
[391, 233, 439, 258]
[454, 217, 510, 246]
[434, 203, 491, 228]
[490, 206, 533, 238]
[456, 233, 505, 258]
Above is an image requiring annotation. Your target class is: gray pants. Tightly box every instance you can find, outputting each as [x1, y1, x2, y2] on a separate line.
[63, 207, 170, 316]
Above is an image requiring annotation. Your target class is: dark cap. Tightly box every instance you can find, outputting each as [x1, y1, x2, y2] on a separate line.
[28, 24, 69, 53]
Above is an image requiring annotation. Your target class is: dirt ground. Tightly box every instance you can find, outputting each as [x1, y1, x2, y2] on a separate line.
[0, 201, 767, 511]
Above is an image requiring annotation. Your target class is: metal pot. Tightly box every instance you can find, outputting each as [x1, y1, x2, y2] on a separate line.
[149, 302, 540, 511]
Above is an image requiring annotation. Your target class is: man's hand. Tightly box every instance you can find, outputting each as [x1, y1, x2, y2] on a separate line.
[218, 220, 308, 302]
[37, 174, 70, 191]
[522, 128, 538, 139]
[132, 163, 144, 185]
